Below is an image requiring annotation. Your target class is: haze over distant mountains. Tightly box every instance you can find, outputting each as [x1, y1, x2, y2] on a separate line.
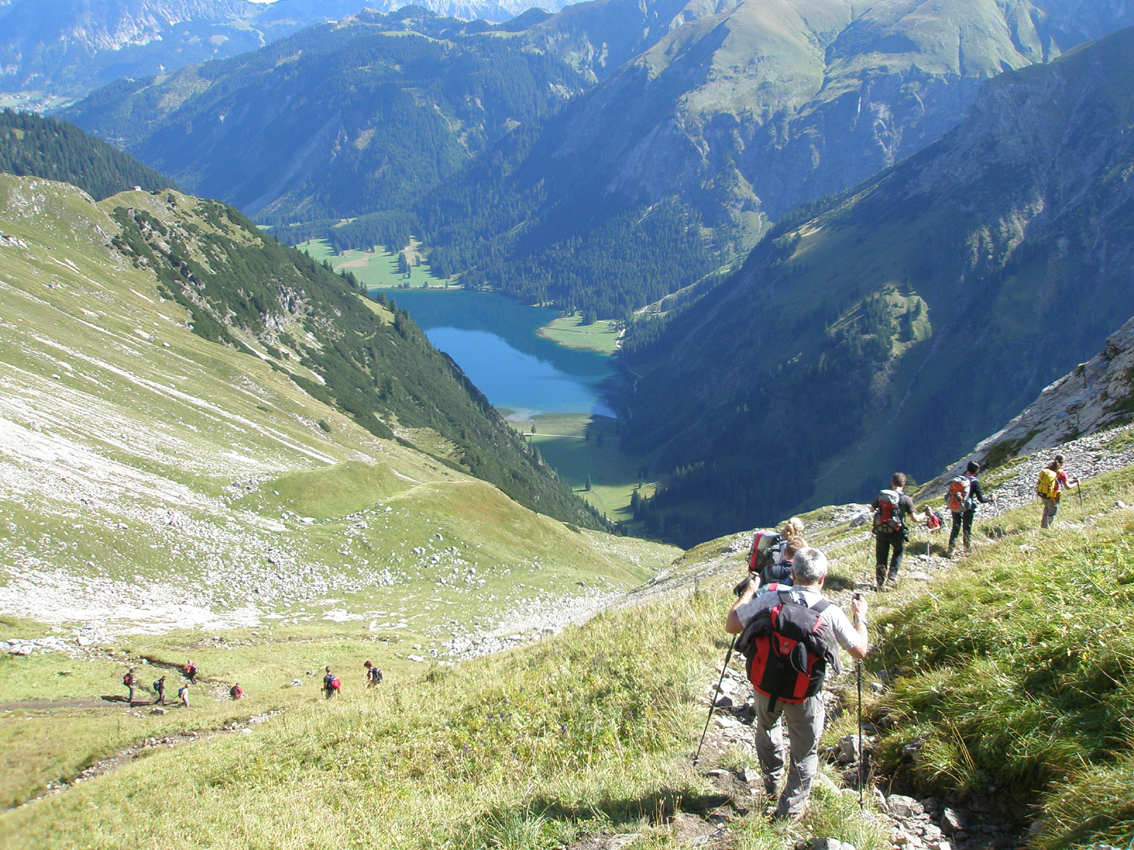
[59, 0, 1134, 319]
[0, 0, 576, 106]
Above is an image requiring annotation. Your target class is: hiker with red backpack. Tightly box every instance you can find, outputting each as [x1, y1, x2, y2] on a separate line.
[1037, 454, 1077, 529]
[946, 461, 996, 557]
[323, 666, 341, 698]
[870, 473, 926, 589]
[122, 667, 137, 704]
[726, 547, 869, 821]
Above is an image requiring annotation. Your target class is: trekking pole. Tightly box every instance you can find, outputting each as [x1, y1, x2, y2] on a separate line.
[1077, 481, 1084, 509]
[694, 634, 737, 765]
[857, 659, 865, 809]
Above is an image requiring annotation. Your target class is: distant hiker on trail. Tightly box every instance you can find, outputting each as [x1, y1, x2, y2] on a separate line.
[871, 473, 926, 589]
[185, 659, 198, 684]
[726, 547, 869, 822]
[947, 461, 997, 557]
[1037, 454, 1078, 529]
[323, 666, 340, 699]
[230, 683, 244, 700]
[153, 675, 166, 706]
[364, 660, 383, 687]
[123, 667, 136, 704]
[178, 685, 189, 708]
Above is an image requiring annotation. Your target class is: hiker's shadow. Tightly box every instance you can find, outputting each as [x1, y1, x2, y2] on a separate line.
[101, 694, 133, 704]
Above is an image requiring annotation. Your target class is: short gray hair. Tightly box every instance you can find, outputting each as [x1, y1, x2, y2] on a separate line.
[791, 547, 828, 584]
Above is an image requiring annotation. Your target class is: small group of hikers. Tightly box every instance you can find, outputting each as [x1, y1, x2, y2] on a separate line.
[122, 660, 194, 707]
[125, 657, 384, 706]
[869, 466, 996, 589]
[323, 661, 383, 698]
[726, 453, 1080, 819]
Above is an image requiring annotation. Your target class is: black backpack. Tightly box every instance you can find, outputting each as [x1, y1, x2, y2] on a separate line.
[760, 559, 793, 586]
[738, 590, 842, 712]
[747, 532, 783, 573]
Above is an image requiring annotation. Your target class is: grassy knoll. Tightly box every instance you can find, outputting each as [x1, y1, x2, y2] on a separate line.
[514, 414, 653, 527]
[537, 314, 623, 354]
[298, 238, 458, 290]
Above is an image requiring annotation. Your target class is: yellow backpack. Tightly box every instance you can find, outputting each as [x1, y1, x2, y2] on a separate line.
[1036, 468, 1059, 499]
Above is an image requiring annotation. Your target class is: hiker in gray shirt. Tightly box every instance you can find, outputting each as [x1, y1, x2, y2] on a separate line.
[726, 547, 869, 821]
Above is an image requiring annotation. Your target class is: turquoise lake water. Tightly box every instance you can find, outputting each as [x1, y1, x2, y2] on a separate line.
[376, 290, 616, 418]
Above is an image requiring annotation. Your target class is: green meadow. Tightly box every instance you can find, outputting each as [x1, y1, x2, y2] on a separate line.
[9, 455, 1134, 848]
[297, 238, 458, 290]
[511, 414, 653, 528]
[537, 314, 623, 354]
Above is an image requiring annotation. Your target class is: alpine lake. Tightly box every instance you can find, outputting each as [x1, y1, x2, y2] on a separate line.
[296, 239, 646, 523]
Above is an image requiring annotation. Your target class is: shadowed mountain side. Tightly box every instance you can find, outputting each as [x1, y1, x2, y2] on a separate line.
[621, 26, 1134, 546]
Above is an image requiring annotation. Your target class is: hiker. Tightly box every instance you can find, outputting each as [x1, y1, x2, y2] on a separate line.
[759, 536, 805, 588]
[947, 461, 997, 557]
[1037, 454, 1077, 529]
[323, 666, 340, 698]
[230, 683, 244, 700]
[364, 660, 383, 687]
[871, 473, 926, 589]
[184, 659, 198, 684]
[745, 517, 804, 587]
[153, 675, 166, 706]
[123, 667, 137, 704]
[726, 547, 869, 821]
[178, 685, 189, 707]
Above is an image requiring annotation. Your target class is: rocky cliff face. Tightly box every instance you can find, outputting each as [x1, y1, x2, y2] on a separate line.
[971, 318, 1134, 464]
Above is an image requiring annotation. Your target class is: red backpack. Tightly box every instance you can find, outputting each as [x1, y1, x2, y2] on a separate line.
[738, 590, 842, 711]
[873, 489, 903, 533]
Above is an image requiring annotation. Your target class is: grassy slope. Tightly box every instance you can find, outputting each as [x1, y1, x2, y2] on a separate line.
[0, 174, 679, 809]
[5, 429, 1134, 846]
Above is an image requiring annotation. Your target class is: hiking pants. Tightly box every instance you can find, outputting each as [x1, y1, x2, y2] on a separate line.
[875, 530, 905, 585]
[1040, 496, 1059, 528]
[949, 510, 974, 550]
[753, 695, 824, 818]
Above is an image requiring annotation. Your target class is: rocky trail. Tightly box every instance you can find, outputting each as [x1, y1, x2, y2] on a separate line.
[560, 426, 1134, 850]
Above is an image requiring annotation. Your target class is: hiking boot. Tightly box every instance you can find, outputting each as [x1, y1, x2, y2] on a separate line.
[772, 804, 807, 823]
[946, 545, 955, 559]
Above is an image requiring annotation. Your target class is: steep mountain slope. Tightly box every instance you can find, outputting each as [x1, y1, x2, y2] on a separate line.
[621, 25, 1134, 546]
[63, 11, 591, 225]
[81, 0, 1134, 317]
[969, 315, 1134, 470]
[0, 108, 175, 199]
[0, 173, 667, 638]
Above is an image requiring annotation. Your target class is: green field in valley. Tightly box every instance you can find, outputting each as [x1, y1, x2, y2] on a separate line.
[509, 414, 653, 529]
[537, 314, 623, 354]
[298, 238, 457, 290]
